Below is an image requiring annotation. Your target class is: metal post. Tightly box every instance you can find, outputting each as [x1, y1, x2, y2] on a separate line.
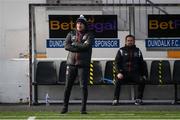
[138, 0, 141, 31]
[34, 84, 38, 105]
[32, 5, 38, 105]
[29, 4, 38, 105]
[125, 0, 128, 29]
[29, 4, 33, 106]
[130, 85, 135, 100]
[129, 5, 135, 100]
[129, 6, 135, 36]
[174, 83, 178, 104]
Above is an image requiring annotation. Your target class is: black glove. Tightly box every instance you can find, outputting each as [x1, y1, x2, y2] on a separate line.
[71, 42, 78, 46]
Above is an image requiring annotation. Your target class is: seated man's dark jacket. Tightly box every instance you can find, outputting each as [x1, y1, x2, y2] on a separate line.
[115, 45, 145, 76]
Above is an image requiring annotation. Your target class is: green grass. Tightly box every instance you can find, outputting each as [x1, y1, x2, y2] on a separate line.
[1, 111, 180, 119]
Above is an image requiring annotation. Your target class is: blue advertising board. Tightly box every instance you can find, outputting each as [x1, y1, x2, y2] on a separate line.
[46, 38, 120, 48]
[145, 39, 180, 49]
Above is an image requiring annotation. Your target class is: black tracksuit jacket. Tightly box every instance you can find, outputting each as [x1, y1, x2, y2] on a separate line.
[64, 30, 94, 67]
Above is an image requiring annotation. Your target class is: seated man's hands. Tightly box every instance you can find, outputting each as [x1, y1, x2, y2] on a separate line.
[117, 73, 123, 80]
[142, 75, 147, 80]
[140, 75, 147, 82]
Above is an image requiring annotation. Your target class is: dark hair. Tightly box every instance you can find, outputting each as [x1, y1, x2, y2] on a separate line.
[76, 19, 87, 26]
[125, 35, 135, 40]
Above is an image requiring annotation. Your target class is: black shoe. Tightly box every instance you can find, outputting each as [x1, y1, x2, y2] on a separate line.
[135, 99, 143, 105]
[81, 111, 87, 114]
[112, 100, 118, 106]
[61, 108, 68, 114]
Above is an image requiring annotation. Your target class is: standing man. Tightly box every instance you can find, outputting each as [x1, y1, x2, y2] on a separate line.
[61, 15, 94, 114]
[113, 35, 146, 105]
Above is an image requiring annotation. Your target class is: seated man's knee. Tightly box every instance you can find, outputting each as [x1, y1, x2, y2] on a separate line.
[115, 79, 123, 86]
[80, 84, 88, 90]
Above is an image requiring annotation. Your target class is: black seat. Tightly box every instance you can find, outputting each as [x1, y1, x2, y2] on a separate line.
[143, 61, 148, 78]
[58, 61, 79, 84]
[89, 61, 103, 85]
[173, 60, 180, 83]
[103, 60, 148, 85]
[58, 61, 67, 84]
[173, 60, 180, 102]
[142, 61, 149, 84]
[150, 60, 172, 84]
[104, 61, 115, 84]
[36, 61, 57, 84]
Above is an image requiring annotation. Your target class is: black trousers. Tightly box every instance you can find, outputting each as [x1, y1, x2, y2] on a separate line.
[63, 65, 89, 111]
[113, 72, 145, 101]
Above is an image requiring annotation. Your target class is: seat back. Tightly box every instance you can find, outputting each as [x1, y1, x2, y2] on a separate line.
[89, 61, 103, 84]
[142, 61, 149, 81]
[173, 60, 180, 83]
[104, 61, 115, 84]
[58, 61, 67, 83]
[150, 60, 172, 84]
[36, 61, 57, 84]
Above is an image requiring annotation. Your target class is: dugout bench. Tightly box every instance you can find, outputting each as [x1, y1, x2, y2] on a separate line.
[32, 58, 180, 105]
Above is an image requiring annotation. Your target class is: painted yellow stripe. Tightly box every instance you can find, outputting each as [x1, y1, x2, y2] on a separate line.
[159, 79, 163, 84]
[90, 76, 93, 80]
[90, 80, 93, 84]
[90, 72, 93, 76]
[90, 68, 93, 72]
[90, 64, 93, 68]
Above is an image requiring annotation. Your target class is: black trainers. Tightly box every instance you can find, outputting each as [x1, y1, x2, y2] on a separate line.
[112, 100, 118, 106]
[61, 107, 68, 114]
[135, 99, 143, 105]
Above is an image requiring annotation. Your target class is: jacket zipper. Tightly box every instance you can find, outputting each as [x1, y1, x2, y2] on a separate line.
[75, 32, 81, 65]
[128, 50, 132, 72]
[74, 53, 77, 65]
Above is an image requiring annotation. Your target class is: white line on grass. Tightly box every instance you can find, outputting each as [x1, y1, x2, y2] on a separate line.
[100, 113, 135, 116]
[27, 116, 36, 120]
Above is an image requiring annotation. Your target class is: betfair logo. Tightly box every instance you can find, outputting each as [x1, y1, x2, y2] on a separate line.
[49, 20, 117, 33]
[49, 15, 117, 38]
[50, 18, 95, 31]
[148, 15, 180, 37]
[50, 20, 75, 30]
[149, 20, 180, 30]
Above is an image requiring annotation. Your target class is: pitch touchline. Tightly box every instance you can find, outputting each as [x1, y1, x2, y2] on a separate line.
[27, 116, 36, 120]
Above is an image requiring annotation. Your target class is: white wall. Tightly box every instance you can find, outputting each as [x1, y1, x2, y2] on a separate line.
[102, 0, 180, 4]
[0, 0, 46, 103]
[145, 0, 180, 3]
[0, 0, 46, 59]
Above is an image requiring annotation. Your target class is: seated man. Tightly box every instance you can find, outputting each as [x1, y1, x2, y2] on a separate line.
[113, 35, 146, 105]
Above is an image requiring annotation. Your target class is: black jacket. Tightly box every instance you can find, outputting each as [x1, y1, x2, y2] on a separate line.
[64, 30, 94, 67]
[115, 45, 145, 75]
